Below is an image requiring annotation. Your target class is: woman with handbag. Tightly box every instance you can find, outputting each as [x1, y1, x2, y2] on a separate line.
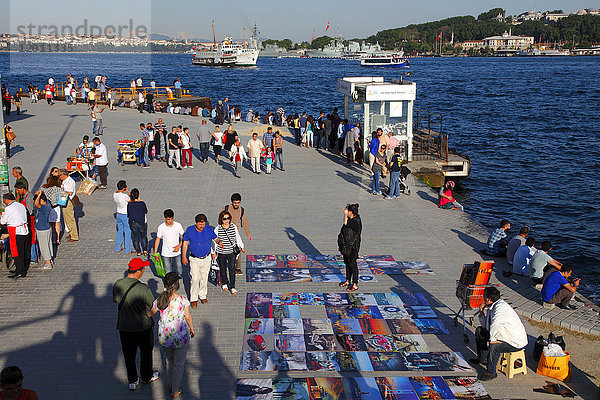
[41, 175, 62, 245]
[3, 125, 15, 159]
[214, 210, 245, 294]
[148, 272, 195, 398]
[338, 203, 362, 292]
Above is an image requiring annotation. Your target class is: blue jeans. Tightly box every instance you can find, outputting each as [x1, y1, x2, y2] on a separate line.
[371, 171, 381, 194]
[163, 255, 183, 275]
[199, 142, 210, 162]
[129, 220, 148, 254]
[142, 144, 150, 166]
[274, 151, 284, 169]
[115, 213, 132, 253]
[388, 170, 401, 197]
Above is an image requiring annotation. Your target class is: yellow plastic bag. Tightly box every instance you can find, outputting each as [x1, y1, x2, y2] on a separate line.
[536, 351, 571, 382]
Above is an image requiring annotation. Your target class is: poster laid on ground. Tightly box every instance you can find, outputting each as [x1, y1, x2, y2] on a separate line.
[240, 292, 462, 373]
[236, 376, 491, 399]
[246, 255, 434, 282]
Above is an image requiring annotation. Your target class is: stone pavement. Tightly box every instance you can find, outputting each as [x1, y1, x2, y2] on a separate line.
[0, 102, 597, 399]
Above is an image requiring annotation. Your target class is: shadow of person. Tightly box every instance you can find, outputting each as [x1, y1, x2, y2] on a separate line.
[416, 189, 438, 204]
[197, 322, 235, 399]
[284, 227, 321, 255]
[450, 228, 488, 254]
[335, 170, 368, 191]
[55, 272, 99, 365]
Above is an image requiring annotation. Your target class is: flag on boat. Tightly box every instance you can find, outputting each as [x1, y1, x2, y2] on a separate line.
[325, 22, 330, 31]
[436, 32, 442, 42]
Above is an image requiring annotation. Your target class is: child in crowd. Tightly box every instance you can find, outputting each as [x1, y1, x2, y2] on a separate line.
[263, 146, 274, 174]
[34, 192, 53, 270]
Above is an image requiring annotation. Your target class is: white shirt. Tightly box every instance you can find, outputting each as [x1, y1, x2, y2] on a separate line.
[180, 133, 191, 149]
[150, 81, 156, 88]
[157, 222, 184, 257]
[113, 192, 129, 214]
[479, 299, 528, 349]
[61, 176, 76, 199]
[213, 131, 223, 146]
[95, 143, 108, 166]
[0, 201, 29, 235]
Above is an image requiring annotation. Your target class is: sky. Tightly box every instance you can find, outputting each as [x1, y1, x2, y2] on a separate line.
[0, 0, 588, 42]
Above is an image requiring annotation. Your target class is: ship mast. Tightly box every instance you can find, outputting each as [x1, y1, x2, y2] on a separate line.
[212, 20, 216, 50]
[243, 26, 246, 49]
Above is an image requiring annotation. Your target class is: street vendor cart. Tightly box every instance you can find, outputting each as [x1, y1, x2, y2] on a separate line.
[66, 156, 91, 179]
[117, 140, 142, 165]
[453, 261, 498, 343]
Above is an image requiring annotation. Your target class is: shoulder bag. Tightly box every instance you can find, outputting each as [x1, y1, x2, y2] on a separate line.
[222, 225, 241, 255]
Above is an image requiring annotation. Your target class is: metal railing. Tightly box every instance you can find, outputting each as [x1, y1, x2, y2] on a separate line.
[50, 81, 183, 102]
[413, 109, 448, 161]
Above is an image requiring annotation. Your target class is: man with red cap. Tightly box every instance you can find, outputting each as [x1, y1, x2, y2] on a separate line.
[113, 258, 159, 391]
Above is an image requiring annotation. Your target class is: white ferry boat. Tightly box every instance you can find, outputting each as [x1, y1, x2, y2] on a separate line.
[360, 54, 409, 68]
[192, 36, 259, 67]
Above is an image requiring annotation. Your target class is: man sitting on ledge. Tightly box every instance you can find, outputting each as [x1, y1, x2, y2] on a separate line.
[542, 265, 580, 310]
[470, 287, 528, 381]
[482, 219, 510, 257]
[529, 241, 562, 285]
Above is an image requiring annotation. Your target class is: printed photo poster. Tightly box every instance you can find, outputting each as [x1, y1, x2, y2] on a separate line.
[305, 351, 341, 371]
[236, 378, 274, 400]
[324, 292, 351, 306]
[413, 319, 450, 335]
[342, 377, 382, 400]
[245, 319, 275, 335]
[304, 333, 336, 351]
[398, 261, 435, 275]
[272, 378, 309, 400]
[272, 351, 308, 371]
[334, 334, 368, 352]
[274, 319, 304, 335]
[240, 351, 273, 371]
[243, 334, 274, 352]
[444, 377, 492, 400]
[273, 305, 301, 319]
[409, 376, 455, 399]
[375, 377, 418, 400]
[386, 319, 421, 335]
[274, 334, 306, 352]
[368, 352, 408, 372]
[332, 319, 363, 335]
[403, 352, 471, 373]
[302, 319, 334, 335]
[298, 292, 325, 305]
[246, 293, 273, 318]
[306, 377, 346, 400]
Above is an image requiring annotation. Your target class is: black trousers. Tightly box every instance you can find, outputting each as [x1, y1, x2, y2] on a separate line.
[343, 250, 359, 284]
[98, 165, 108, 186]
[316, 129, 325, 149]
[218, 252, 237, 289]
[119, 328, 154, 384]
[13, 234, 29, 276]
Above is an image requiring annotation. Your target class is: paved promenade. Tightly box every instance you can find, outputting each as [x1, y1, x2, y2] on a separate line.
[0, 102, 598, 399]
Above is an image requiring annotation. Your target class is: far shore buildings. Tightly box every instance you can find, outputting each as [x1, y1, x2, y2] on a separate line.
[456, 31, 533, 51]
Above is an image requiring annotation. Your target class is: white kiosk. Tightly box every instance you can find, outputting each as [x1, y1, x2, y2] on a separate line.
[337, 77, 416, 160]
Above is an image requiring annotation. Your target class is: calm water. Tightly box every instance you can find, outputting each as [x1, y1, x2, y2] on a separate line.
[1, 53, 599, 302]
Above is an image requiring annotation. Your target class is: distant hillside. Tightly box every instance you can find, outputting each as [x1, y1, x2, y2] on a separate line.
[366, 12, 600, 51]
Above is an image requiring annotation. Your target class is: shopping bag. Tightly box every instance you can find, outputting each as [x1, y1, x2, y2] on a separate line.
[77, 177, 97, 195]
[208, 258, 220, 287]
[537, 351, 571, 382]
[152, 253, 165, 278]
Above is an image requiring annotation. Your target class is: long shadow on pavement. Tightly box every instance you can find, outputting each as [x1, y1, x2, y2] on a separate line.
[196, 322, 235, 399]
[284, 227, 321, 255]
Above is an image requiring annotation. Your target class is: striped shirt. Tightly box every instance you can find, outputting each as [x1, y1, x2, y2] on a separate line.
[214, 224, 243, 255]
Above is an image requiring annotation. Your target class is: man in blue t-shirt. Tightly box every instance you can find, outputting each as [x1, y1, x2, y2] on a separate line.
[541, 265, 580, 310]
[182, 214, 223, 307]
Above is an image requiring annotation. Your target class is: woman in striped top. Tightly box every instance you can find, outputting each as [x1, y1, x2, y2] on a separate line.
[214, 210, 245, 294]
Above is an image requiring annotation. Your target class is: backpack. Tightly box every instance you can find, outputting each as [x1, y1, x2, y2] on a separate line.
[338, 225, 357, 256]
[225, 205, 244, 227]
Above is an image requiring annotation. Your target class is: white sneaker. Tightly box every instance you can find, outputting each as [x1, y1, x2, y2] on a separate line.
[42, 264, 53, 270]
[183, 166, 188, 169]
[188, 165, 194, 168]
[128, 379, 140, 391]
[222, 284, 228, 291]
[230, 288, 238, 295]
[141, 371, 160, 384]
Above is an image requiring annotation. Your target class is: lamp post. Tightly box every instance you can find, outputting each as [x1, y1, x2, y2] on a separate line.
[0, 73, 9, 193]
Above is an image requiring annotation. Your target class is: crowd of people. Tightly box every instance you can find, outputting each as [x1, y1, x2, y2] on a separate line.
[484, 220, 581, 310]
[129, 119, 285, 176]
